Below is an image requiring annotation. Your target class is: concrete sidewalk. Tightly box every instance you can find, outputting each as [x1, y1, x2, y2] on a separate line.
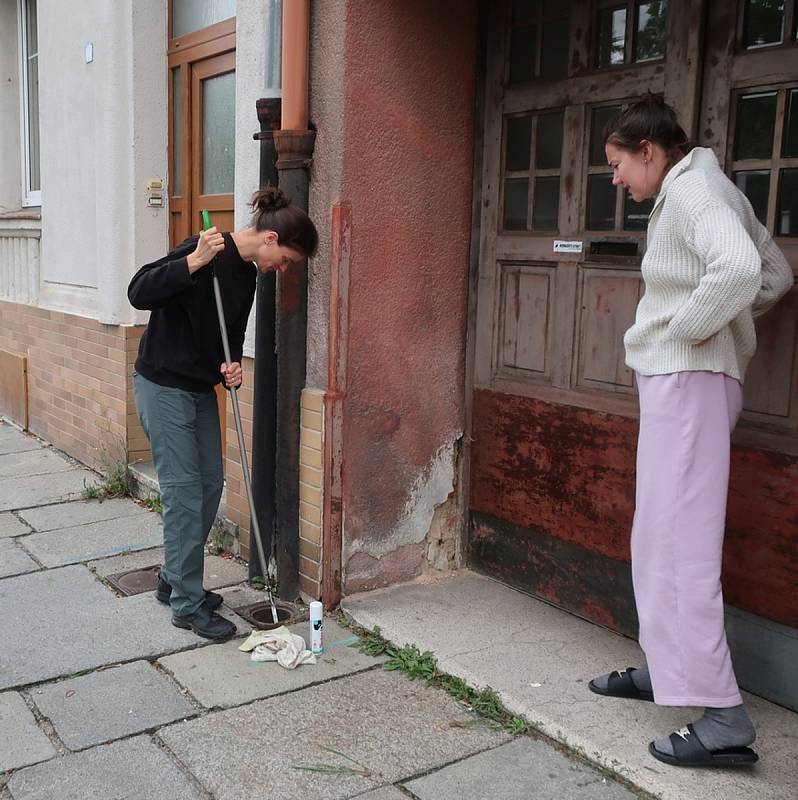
[343, 574, 798, 800]
[0, 420, 644, 800]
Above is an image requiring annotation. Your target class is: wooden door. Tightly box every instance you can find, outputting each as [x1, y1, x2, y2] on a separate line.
[469, 0, 798, 709]
[168, 17, 236, 449]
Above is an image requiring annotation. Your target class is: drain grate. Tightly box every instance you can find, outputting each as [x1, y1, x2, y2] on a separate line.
[234, 600, 298, 630]
[105, 565, 161, 596]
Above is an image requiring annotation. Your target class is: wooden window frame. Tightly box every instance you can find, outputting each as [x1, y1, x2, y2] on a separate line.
[727, 81, 798, 236]
[500, 109, 566, 235]
[736, 0, 798, 52]
[505, 1, 571, 85]
[594, 0, 668, 71]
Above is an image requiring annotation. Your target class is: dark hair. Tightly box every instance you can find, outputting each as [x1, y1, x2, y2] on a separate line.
[249, 186, 318, 258]
[603, 95, 691, 164]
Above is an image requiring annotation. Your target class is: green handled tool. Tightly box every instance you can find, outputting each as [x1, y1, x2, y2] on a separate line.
[200, 209, 278, 624]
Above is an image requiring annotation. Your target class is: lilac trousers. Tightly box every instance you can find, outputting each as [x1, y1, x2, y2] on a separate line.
[632, 371, 743, 708]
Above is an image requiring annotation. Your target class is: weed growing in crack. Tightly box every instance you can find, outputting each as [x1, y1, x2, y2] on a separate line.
[352, 625, 528, 735]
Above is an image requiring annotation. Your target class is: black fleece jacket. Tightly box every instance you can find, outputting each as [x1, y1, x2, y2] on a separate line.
[128, 234, 256, 392]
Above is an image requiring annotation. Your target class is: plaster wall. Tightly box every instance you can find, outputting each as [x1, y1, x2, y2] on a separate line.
[306, 0, 347, 390]
[0, 0, 22, 212]
[334, 1, 479, 592]
[36, 0, 167, 322]
[236, 0, 282, 358]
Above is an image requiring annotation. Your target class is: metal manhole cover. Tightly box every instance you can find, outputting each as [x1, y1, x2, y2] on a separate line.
[105, 565, 161, 596]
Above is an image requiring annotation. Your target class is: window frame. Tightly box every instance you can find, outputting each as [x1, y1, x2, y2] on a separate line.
[17, 0, 40, 208]
[736, 0, 798, 52]
[594, 0, 668, 71]
[499, 108, 565, 235]
[727, 82, 798, 236]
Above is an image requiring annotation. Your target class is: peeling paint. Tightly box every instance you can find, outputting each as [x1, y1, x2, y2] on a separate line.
[345, 438, 458, 563]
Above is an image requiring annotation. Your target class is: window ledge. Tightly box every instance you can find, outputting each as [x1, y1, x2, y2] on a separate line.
[0, 209, 41, 221]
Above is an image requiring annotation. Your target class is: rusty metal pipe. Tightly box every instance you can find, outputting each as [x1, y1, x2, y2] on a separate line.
[281, 0, 310, 132]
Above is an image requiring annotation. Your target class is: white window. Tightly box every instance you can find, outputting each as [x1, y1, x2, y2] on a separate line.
[18, 0, 40, 206]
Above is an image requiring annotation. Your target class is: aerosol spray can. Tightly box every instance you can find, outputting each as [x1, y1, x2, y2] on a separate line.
[309, 601, 323, 655]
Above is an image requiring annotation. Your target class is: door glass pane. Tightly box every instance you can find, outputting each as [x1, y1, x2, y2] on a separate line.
[504, 178, 529, 230]
[624, 192, 653, 230]
[778, 169, 798, 236]
[590, 106, 622, 166]
[172, 0, 235, 38]
[533, 177, 560, 230]
[540, 18, 569, 79]
[512, 0, 542, 21]
[202, 72, 236, 195]
[734, 93, 777, 160]
[735, 170, 770, 225]
[598, 7, 627, 67]
[506, 116, 532, 171]
[536, 112, 564, 169]
[784, 89, 798, 158]
[743, 0, 785, 48]
[635, 0, 667, 62]
[171, 68, 182, 195]
[509, 26, 537, 84]
[587, 174, 616, 230]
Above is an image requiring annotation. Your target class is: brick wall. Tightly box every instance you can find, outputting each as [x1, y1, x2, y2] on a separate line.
[222, 355, 255, 558]
[299, 388, 324, 599]
[0, 299, 149, 471]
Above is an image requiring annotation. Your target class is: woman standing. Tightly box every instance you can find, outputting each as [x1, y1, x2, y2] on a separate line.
[588, 97, 793, 766]
[128, 187, 318, 641]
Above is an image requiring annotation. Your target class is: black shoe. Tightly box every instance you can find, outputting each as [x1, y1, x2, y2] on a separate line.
[171, 605, 237, 641]
[156, 571, 223, 610]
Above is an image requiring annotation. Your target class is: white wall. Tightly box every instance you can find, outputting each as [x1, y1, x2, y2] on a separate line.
[37, 0, 168, 323]
[236, 0, 282, 358]
[0, 0, 23, 212]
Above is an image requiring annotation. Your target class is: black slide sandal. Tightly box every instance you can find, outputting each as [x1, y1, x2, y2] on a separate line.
[648, 724, 759, 767]
[588, 668, 655, 702]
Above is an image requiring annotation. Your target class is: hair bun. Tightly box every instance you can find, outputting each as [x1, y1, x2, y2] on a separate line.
[251, 186, 291, 213]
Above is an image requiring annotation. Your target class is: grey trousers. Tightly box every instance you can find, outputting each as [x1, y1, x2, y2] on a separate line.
[133, 372, 223, 616]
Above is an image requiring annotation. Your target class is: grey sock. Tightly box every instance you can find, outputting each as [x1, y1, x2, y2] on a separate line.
[653, 704, 755, 756]
[591, 666, 650, 692]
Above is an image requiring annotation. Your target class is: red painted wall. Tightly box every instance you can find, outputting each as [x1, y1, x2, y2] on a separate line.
[338, 2, 479, 590]
[470, 389, 798, 629]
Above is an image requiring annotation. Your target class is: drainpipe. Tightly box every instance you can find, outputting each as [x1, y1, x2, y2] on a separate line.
[273, 0, 315, 600]
[249, 98, 281, 583]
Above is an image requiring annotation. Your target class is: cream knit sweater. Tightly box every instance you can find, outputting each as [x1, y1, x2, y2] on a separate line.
[624, 147, 794, 382]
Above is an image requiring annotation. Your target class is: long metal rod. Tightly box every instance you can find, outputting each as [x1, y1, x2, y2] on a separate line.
[212, 272, 278, 624]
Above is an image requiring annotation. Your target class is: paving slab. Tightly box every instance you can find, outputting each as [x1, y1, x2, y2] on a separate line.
[0, 512, 31, 538]
[159, 619, 375, 708]
[88, 546, 164, 578]
[0, 565, 212, 690]
[160, 669, 511, 800]
[31, 661, 197, 750]
[0, 470, 95, 512]
[21, 512, 163, 567]
[200, 554, 249, 589]
[343, 571, 798, 800]
[0, 691, 56, 772]
[216, 583, 271, 609]
[18, 497, 149, 532]
[6, 735, 206, 800]
[0, 538, 39, 578]
[0, 448, 76, 479]
[0, 425, 42, 455]
[404, 736, 636, 799]
[352, 789, 407, 800]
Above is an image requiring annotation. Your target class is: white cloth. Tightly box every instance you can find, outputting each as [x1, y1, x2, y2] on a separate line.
[239, 626, 317, 669]
[624, 147, 793, 382]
